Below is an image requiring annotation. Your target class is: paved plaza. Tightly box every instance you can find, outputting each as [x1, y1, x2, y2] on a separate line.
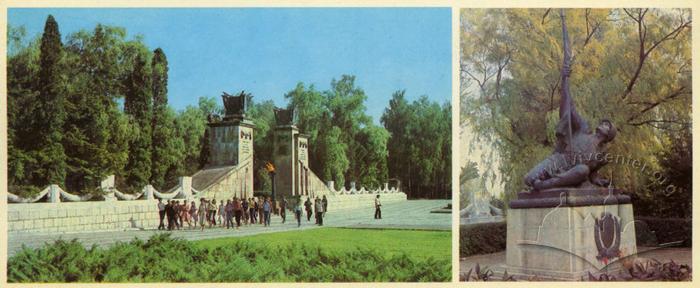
[8, 199, 450, 257]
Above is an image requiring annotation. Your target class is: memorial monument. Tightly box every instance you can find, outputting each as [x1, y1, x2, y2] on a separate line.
[504, 10, 637, 280]
[191, 91, 256, 200]
[272, 107, 313, 199]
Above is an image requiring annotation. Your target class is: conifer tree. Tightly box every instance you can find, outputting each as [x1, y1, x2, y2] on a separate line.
[150, 48, 174, 189]
[124, 53, 153, 190]
[35, 14, 67, 187]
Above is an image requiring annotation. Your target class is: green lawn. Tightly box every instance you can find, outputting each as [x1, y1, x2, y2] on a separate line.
[9, 228, 451, 282]
[195, 227, 451, 260]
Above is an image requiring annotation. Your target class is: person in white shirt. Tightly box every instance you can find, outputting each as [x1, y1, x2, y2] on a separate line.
[374, 195, 382, 219]
[218, 200, 226, 227]
[157, 199, 166, 230]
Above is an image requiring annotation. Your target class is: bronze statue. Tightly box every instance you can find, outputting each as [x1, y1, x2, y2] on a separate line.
[523, 11, 617, 192]
[274, 107, 296, 126]
[222, 90, 250, 117]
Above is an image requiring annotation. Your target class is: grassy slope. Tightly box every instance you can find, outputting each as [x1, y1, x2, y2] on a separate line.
[195, 227, 451, 260]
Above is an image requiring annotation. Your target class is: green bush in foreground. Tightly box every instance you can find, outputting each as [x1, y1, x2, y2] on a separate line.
[459, 222, 506, 257]
[8, 234, 450, 282]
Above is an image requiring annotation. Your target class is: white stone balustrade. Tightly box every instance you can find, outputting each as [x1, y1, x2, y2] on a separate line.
[9, 175, 201, 203]
[325, 181, 402, 196]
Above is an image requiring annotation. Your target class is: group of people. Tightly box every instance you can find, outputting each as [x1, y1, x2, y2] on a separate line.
[157, 195, 330, 231]
[299, 196, 328, 226]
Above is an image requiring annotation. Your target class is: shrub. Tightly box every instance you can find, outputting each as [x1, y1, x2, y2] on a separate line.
[587, 259, 691, 281]
[460, 264, 515, 281]
[8, 233, 449, 282]
[460, 222, 506, 257]
[634, 217, 691, 247]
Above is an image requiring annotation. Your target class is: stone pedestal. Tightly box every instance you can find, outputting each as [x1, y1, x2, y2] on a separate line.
[273, 125, 312, 199]
[207, 116, 255, 166]
[505, 188, 637, 280]
[198, 113, 255, 200]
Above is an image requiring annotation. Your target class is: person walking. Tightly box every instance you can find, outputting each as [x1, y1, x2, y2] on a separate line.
[165, 200, 174, 230]
[258, 198, 265, 225]
[225, 200, 234, 229]
[208, 198, 217, 227]
[304, 197, 313, 222]
[374, 195, 382, 219]
[233, 197, 243, 229]
[182, 200, 192, 228]
[172, 200, 180, 229]
[242, 198, 249, 225]
[190, 200, 198, 228]
[173, 200, 180, 230]
[322, 195, 328, 218]
[294, 197, 303, 227]
[178, 201, 185, 229]
[280, 197, 287, 223]
[157, 199, 166, 230]
[263, 197, 272, 226]
[198, 198, 208, 231]
[250, 198, 258, 224]
[218, 200, 226, 227]
[314, 197, 324, 226]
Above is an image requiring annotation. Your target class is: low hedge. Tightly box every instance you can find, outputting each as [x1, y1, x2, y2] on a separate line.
[8, 233, 450, 282]
[634, 216, 692, 247]
[459, 221, 506, 257]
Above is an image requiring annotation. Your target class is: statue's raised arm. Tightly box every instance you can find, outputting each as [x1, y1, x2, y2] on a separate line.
[523, 9, 617, 192]
[555, 9, 589, 152]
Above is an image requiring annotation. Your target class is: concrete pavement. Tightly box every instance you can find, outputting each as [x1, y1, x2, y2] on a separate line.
[8, 199, 451, 257]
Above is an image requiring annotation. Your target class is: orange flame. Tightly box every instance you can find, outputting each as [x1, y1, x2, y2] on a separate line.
[265, 162, 275, 173]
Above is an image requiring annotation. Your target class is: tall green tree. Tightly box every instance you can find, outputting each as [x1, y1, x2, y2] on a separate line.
[7, 25, 40, 192]
[159, 107, 185, 189]
[355, 125, 390, 188]
[382, 92, 451, 199]
[325, 75, 372, 186]
[149, 48, 177, 189]
[33, 15, 67, 188]
[285, 83, 326, 173]
[62, 24, 129, 192]
[174, 104, 209, 176]
[123, 52, 153, 190]
[382, 90, 413, 189]
[317, 125, 350, 188]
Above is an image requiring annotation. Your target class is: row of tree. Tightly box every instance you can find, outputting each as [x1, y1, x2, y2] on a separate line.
[278, 81, 452, 199]
[9, 16, 217, 194]
[460, 9, 691, 217]
[8, 15, 452, 199]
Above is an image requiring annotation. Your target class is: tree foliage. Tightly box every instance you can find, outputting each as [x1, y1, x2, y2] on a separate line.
[7, 24, 40, 191]
[150, 48, 177, 190]
[382, 91, 452, 199]
[62, 24, 133, 193]
[460, 9, 692, 210]
[8, 16, 450, 200]
[123, 52, 153, 191]
[284, 77, 388, 190]
[35, 15, 67, 187]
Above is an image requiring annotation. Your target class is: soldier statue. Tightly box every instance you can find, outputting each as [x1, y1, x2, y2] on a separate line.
[523, 11, 617, 192]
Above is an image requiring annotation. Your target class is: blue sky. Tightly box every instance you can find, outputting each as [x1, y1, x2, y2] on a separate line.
[9, 8, 451, 123]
